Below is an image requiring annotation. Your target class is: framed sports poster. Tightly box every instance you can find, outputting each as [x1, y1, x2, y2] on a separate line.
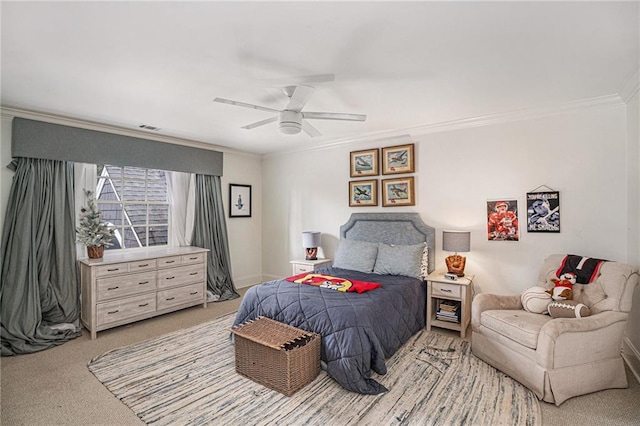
[526, 191, 560, 232]
[487, 199, 519, 241]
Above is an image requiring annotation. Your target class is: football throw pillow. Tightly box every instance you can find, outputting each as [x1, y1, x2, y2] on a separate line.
[547, 300, 591, 318]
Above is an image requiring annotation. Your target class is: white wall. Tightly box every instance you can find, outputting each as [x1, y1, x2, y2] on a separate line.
[221, 151, 264, 288]
[262, 104, 631, 296]
[624, 88, 640, 378]
[0, 115, 14, 273]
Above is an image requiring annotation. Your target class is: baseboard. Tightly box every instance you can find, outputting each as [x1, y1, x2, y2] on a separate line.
[622, 336, 640, 384]
[234, 274, 264, 289]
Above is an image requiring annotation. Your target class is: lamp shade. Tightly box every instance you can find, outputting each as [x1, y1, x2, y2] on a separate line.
[301, 231, 321, 248]
[442, 230, 470, 253]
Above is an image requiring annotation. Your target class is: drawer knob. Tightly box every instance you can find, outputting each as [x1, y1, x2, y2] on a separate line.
[189, 257, 198, 260]
[138, 264, 149, 267]
[190, 272, 198, 276]
[441, 289, 452, 293]
[189, 291, 198, 295]
[107, 268, 120, 272]
[107, 286, 119, 291]
[138, 303, 149, 307]
[166, 260, 175, 264]
[166, 276, 175, 280]
[139, 281, 149, 285]
[107, 310, 119, 315]
[166, 297, 175, 301]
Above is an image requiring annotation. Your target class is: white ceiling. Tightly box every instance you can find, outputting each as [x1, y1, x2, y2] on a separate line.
[2, 1, 638, 155]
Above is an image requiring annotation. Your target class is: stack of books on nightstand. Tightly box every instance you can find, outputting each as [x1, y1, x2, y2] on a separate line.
[436, 300, 461, 323]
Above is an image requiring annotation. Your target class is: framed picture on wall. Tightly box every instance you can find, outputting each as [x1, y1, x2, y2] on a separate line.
[382, 143, 415, 175]
[229, 184, 252, 218]
[487, 199, 519, 241]
[349, 179, 378, 207]
[350, 148, 379, 177]
[526, 191, 560, 232]
[381, 176, 415, 207]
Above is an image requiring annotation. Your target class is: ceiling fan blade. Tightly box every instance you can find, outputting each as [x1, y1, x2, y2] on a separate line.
[241, 116, 278, 130]
[302, 120, 322, 138]
[285, 85, 315, 112]
[265, 74, 336, 86]
[302, 112, 367, 122]
[213, 97, 280, 114]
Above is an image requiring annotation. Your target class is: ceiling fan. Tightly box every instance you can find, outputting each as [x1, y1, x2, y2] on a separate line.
[213, 85, 366, 137]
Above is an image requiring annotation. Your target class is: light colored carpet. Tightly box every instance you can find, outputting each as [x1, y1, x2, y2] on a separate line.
[88, 313, 541, 425]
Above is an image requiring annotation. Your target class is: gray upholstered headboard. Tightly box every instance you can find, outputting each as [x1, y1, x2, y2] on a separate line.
[339, 213, 436, 275]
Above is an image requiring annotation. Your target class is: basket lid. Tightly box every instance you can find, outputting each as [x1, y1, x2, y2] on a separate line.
[231, 316, 317, 351]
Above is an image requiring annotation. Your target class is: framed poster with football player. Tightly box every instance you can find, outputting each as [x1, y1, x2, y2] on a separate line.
[526, 191, 560, 233]
[487, 199, 519, 241]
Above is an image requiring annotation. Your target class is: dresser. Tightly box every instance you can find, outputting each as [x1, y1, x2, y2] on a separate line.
[79, 246, 209, 339]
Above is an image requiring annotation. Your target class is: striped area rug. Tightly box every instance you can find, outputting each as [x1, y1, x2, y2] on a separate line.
[88, 313, 541, 425]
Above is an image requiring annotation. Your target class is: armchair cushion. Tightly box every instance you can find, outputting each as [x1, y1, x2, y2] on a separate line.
[480, 310, 552, 349]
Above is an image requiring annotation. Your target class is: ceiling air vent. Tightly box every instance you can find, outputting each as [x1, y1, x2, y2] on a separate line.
[138, 124, 161, 131]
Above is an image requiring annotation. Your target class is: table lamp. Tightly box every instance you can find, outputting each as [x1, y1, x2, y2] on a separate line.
[302, 231, 321, 260]
[443, 230, 471, 277]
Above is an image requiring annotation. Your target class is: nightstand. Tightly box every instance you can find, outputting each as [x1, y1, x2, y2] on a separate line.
[426, 271, 474, 338]
[290, 259, 332, 275]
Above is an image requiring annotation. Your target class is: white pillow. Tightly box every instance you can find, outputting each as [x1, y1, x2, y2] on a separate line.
[333, 239, 378, 273]
[373, 243, 425, 279]
[420, 245, 429, 279]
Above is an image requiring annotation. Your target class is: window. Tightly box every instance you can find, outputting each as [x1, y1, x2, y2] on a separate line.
[96, 165, 169, 250]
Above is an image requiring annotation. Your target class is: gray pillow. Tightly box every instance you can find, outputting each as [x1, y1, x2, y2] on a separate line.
[374, 243, 425, 279]
[333, 239, 379, 273]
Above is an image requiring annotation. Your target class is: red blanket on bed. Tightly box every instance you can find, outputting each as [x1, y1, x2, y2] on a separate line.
[286, 273, 381, 293]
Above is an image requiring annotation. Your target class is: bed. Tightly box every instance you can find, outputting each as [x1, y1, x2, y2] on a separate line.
[232, 213, 436, 394]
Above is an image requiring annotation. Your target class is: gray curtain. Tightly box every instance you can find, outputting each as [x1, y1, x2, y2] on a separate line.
[192, 174, 239, 301]
[1, 158, 80, 356]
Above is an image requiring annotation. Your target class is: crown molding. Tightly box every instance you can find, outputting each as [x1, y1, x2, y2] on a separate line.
[3, 94, 627, 160]
[619, 68, 639, 103]
[266, 94, 626, 158]
[0, 106, 260, 158]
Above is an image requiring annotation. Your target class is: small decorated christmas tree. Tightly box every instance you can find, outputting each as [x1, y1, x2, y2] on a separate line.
[77, 189, 115, 257]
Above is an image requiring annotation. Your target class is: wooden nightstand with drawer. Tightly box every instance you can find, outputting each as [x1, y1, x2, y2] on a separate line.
[426, 271, 474, 338]
[290, 259, 332, 275]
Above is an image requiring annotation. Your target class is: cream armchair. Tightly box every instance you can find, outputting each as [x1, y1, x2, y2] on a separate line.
[471, 254, 639, 405]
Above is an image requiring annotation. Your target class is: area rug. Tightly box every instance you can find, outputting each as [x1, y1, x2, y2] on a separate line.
[88, 313, 541, 425]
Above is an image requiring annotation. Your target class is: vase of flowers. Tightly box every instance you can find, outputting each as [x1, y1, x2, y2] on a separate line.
[76, 189, 115, 259]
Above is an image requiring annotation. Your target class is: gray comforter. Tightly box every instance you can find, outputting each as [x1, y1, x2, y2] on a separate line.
[232, 267, 426, 394]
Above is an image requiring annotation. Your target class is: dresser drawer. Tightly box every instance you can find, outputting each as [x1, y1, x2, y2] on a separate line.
[95, 262, 129, 277]
[157, 283, 205, 310]
[96, 271, 157, 301]
[129, 259, 157, 273]
[182, 252, 205, 265]
[158, 255, 182, 268]
[157, 264, 205, 289]
[431, 282, 461, 298]
[96, 293, 156, 326]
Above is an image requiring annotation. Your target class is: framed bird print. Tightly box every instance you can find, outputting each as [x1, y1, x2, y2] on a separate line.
[229, 184, 252, 217]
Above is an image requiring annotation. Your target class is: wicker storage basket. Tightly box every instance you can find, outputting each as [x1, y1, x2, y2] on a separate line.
[231, 316, 321, 396]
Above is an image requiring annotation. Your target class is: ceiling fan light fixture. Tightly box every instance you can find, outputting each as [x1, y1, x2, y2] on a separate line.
[279, 110, 302, 135]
